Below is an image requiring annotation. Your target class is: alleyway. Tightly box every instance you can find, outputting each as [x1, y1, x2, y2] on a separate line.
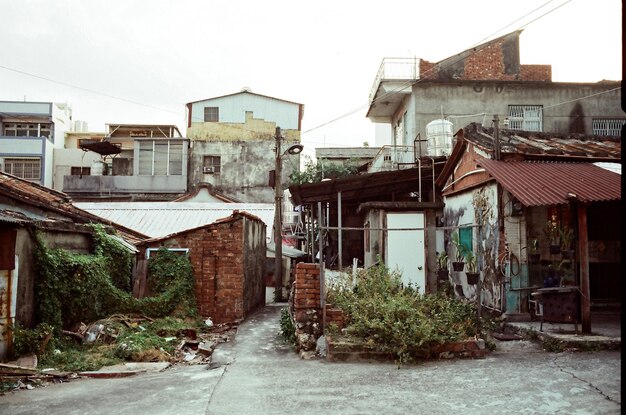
[0, 304, 621, 415]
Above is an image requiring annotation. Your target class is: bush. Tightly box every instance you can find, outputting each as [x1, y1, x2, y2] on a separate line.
[279, 308, 296, 345]
[328, 262, 485, 363]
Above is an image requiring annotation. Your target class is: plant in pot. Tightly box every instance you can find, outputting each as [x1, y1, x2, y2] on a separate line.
[464, 251, 480, 285]
[559, 225, 575, 260]
[544, 215, 561, 255]
[528, 239, 541, 264]
[436, 251, 449, 281]
[451, 231, 466, 271]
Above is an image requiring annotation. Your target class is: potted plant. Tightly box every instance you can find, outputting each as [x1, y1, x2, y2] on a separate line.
[559, 225, 575, 260]
[528, 239, 541, 264]
[451, 231, 466, 271]
[544, 215, 561, 255]
[436, 251, 449, 281]
[464, 251, 480, 285]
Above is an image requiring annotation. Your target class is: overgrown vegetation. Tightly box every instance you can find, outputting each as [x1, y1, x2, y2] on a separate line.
[279, 308, 296, 345]
[326, 262, 494, 364]
[32, 225, 196, 329]
[289, 156, 361, 185]
[9, 225, 202, 373]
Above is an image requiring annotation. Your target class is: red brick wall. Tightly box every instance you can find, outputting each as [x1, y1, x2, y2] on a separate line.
[140, 214, 265, 324]
[291, 263, 322, 351]
[519, 64, 552, 82]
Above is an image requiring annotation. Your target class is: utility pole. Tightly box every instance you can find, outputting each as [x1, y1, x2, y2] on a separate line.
[273, 126, 283, 302]
[493, 114, 501, 160]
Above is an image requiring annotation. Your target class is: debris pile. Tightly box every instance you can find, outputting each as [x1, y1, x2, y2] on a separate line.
[2, 314, 237, 394]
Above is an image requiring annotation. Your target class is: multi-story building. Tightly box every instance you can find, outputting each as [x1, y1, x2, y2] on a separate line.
[0, 101, 73, 187]
[62, 123, 189, 201]
[186, 88, 304, 203]
[366, 30, 624, 170]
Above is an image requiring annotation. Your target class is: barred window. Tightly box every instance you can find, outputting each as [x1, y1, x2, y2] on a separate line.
[592, 119, 625, 136]
[3, 158, 41, 180]
[203, 155, 221, 174]
[508, 105, 543, 132]
[204, 107, 219, 122]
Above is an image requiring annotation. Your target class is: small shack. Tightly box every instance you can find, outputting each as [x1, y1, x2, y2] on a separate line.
[135, 211, 266, 324]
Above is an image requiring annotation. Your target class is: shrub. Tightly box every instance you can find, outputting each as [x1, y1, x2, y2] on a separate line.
[328, 262, 485, 363]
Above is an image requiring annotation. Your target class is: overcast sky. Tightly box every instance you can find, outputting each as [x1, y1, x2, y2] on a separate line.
[0, 0, 622, 158]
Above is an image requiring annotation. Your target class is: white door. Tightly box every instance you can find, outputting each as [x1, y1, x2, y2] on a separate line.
[386, 213, 426, 293]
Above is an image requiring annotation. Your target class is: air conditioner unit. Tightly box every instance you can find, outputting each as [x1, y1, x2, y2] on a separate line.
[203, 166, 214, 174]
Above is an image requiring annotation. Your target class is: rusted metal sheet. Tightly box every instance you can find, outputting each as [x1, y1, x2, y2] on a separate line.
[0, 267, 17, 360]
[0, 229, 17, 270]
[476, 159, 621, 207]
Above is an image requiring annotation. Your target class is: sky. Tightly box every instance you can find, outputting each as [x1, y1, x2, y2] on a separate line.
[0, 0, 622, 159]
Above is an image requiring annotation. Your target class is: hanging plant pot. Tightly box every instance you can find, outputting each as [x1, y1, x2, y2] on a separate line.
[549, 244, 561, 255]
[437, 269, 449, 281]
[561, 249, 575, 260]
[528, 253, 541, 264]
[452, 261, 465, 272]
[465, 272, 480, 285]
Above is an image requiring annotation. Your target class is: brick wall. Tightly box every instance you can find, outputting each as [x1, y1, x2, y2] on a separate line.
[290, 263, 346, 352]
[419, 39, 551, 82]
[140, 212, 265, 324]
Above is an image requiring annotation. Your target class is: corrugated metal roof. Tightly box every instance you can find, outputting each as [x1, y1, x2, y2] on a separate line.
[75, 202, 275, 239]
[476, 159, 621, 206]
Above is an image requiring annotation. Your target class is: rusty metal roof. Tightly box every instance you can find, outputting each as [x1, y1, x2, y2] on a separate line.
[476, 159, 621, 206]
[461, 123, 621, 162]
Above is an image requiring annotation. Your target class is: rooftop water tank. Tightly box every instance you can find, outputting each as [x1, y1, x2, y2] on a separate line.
[426, 119, 453, 157]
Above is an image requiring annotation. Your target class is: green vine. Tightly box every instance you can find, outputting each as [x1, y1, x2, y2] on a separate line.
[32, 225, 196, 330]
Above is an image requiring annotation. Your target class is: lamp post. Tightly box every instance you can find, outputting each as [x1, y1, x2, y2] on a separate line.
[274, 126, 303, 302]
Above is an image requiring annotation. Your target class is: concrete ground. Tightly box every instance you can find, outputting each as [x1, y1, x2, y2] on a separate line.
[0, 304, 621, 415]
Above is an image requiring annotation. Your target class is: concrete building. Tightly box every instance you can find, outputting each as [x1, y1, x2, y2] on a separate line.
[62, 124, 189, 201]
[52, 129, 105, 192]
[186, 89, 304, 203]
[0, 101, 73, 188]
[366, 30, 624, 169]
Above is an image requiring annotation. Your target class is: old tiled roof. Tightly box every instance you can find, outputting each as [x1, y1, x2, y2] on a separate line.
[461, 123, 621, 161]
[0, 172, 147, 243]
[476, 159, 621, 206]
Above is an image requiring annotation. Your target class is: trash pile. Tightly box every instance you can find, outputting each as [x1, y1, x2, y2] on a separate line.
[1, 314, 237, 394]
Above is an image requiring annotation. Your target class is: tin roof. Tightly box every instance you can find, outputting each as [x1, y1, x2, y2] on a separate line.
[75, 202, 275, 239]
[476, 159, 621, 206]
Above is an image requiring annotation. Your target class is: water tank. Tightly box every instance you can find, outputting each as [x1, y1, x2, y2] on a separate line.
[426, 119, 453, 157]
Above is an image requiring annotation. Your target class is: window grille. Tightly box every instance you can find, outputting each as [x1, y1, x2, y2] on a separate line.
[204, 107, 219, 122]
[592, 119, 625, 136]
[203, 155, 221, 174]
[3, 158, 41, 180]
[508, 105, 543, 132]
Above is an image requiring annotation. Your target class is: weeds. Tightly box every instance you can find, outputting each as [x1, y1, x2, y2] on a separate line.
[327, 262, 492, 364]
[279, 308, 296, 345]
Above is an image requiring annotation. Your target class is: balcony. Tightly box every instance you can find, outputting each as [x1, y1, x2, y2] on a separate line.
[367, 58, 420, 123]
[63, 174, 187, 199]
[368, 145, 417, 172]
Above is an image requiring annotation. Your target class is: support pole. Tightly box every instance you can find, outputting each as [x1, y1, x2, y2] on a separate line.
[338, 191, 342, 270]
[274, 127, 283, 302]
[577, 204, 591, 333]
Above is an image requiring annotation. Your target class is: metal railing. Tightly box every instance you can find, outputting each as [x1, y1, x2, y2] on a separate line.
[369, 57, 420, 103]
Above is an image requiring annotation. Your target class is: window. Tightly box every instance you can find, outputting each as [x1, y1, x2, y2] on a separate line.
[508, 105, 543, 132]
[138, 140, 184, 176]
[592, 119, 625, 136]
[2, 123, 51, 138]
[203, 155, 221, 174]
[3, 158, 41, 180]
[71, 166, 91, 176]
[204, 107, 219, 122]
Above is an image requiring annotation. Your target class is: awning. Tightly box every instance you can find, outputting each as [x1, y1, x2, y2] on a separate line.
[476, 159, 621, 207]
[266, 242, 307, 259]
[80, 140, 122, 156]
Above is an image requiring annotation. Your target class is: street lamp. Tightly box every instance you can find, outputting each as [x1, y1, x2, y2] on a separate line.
[274, 126, 303, 302]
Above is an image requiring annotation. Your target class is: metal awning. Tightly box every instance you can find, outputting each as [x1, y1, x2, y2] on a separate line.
[80, 140, 122, 156]
[476, 159, 621, 207]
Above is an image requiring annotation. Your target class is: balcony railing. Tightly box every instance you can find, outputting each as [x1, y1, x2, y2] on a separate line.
[368, 145, 416, 172]
[369, 57, 420, 103]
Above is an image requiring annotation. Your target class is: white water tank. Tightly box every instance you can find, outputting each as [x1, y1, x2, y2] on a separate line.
[426, 119, 453, 156]
[91, 160, 106, 176]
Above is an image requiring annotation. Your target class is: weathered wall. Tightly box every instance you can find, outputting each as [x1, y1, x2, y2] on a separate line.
[141, 214, 266, 324]
[188, 139, 300, 203]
